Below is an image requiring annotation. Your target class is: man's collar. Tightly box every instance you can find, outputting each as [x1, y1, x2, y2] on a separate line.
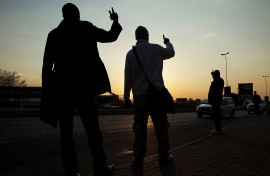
[136, 39, 149, 44]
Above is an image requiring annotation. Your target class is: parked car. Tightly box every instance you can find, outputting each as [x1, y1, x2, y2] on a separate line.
[100, 104, 121, 109]
[247, 101, 265, 114]
[242, 100, 253, 110]
[196, 97, 235, 118]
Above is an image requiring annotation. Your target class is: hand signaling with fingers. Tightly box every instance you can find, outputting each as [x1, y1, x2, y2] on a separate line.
[109, 7, 118, 22]
[163, 34, 170, 44]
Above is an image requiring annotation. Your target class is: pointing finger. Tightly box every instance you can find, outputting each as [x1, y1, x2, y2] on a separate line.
[111, 7, 114, 13]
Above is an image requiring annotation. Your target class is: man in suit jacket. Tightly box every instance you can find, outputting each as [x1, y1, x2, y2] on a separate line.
[41, 3, 122, 176]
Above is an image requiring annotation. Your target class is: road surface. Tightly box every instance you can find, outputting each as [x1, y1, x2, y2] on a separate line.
[0, 110, 247, 176]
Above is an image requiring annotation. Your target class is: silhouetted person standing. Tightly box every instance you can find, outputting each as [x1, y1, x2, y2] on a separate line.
[41, 3, 122, 176]
[124, 26, 175, 165]
[208, 70, 224, 135]
[253, 91, 262, 115]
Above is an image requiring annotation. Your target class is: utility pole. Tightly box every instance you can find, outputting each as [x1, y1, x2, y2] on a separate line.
[221, 52, 230, 96]
[221, 52, 229, 87]
[262, 75, 269, 97]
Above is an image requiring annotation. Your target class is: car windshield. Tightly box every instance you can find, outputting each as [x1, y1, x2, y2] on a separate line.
[201, 99, 209, 104]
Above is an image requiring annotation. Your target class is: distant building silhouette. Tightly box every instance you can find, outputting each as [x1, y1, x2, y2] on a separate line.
[0, 87, 121, 108]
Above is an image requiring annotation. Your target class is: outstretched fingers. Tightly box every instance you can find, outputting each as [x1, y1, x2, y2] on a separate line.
[109, 7, 114, 15]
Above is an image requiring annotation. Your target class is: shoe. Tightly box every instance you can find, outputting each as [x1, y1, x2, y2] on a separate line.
[93, 163, 115, 176]
[132, 156, 144, 165]
[158, 153, 174, 165]
[64, 168, 80, 176]
[65, 172, 80, 176]
[210, 129, 223, 135]
[106, 164, 115, 171]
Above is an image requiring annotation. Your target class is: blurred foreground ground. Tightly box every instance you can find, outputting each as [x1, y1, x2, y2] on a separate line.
[1, 109, 269, 175]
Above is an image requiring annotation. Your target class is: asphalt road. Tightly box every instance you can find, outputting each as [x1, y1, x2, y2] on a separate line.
[0, 110, 247, 176]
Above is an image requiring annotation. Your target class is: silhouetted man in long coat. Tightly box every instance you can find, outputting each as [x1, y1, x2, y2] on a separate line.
[41, 3, 122, 176]
[208, 70, 224, 135]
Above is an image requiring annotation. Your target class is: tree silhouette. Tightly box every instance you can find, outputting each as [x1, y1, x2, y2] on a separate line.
[0, 69, 27, 87]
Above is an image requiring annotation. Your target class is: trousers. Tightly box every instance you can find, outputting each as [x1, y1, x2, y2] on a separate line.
[211, 104, 222, 131]
[133, 93, 170, 158]
[58, 97, 107, 174]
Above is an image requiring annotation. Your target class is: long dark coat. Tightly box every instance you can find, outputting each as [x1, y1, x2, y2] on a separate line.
[42, 19, 122, 95]
[40, 19, 122, 127]
[208, 77, 224, 105]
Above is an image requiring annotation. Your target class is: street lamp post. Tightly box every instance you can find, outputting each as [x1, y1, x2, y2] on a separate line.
[262, 75, 269, 97]
[221, 52, 229, 87]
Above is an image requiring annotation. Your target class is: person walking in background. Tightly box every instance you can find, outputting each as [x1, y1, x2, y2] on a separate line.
[253, 91, 262, 115]
[124, 26, 175, 165]
[208, 70, 224, 135]
[41, 3, 122, 176]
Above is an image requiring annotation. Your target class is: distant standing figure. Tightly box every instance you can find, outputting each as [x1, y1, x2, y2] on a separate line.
[208, 70, 224, 135]
[253, 91, 262, 115]
[41, 3, 122, 176]
[124, 26, 175, 165]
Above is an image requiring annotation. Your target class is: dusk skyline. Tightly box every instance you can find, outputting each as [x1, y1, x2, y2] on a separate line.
[1, 0, 270, 100]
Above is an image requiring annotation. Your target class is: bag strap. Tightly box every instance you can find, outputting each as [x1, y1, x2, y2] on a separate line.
[132, 46, 154, 87]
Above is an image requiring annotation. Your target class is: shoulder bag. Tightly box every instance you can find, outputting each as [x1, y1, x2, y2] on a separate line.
[132, 46, 175, 114]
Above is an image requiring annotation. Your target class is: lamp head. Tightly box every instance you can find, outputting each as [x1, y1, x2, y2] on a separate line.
[221, 52, 229, 56]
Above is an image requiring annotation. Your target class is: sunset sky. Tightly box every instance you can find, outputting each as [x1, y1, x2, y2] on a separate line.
[1, 0, 270, 100]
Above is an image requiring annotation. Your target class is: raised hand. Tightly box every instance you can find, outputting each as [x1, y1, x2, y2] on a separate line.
[163, 34, 170, 44]
[109, 7, 118, 21]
